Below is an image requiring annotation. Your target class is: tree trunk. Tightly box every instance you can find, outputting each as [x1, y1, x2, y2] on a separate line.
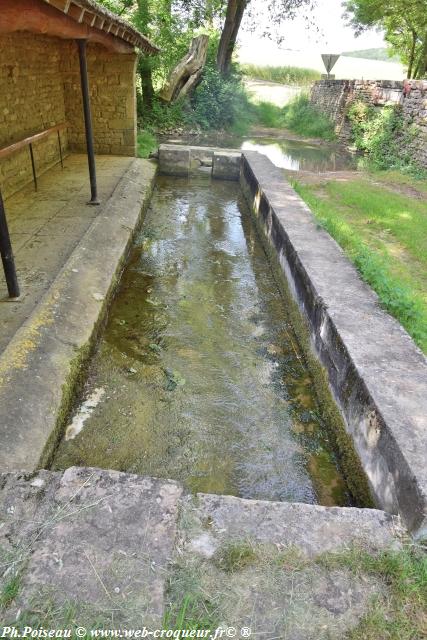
[413, 34, 427, 78]
[407, 29, 417, 78]
[216, 0, 248, 75]
[139, 57, 154, 110]
[158, 35, 209, 102]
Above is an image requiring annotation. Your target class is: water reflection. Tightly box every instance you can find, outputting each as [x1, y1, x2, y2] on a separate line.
[242, 138, 356, 172]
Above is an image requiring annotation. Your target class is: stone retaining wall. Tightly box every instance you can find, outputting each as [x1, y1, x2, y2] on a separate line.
[0, 33, 69, 199]
[310, 79, 427, 167]
[61, 42, 138, 157]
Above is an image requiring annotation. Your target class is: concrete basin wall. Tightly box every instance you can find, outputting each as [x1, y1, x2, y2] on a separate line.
[240, 151, 427, 538]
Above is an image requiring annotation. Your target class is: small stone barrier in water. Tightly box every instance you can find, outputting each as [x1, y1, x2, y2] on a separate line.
[159, 143, 241, 179]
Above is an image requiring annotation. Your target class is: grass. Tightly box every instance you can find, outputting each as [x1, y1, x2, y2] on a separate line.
[282, 94, 336, 140]
[163, 542, 426, 638]
[0, 574, 21, 609]
[137, 129, 158, 158]
[293, 178, 427, 352]
[251, 101, 285, 128]
[241, 64, 321, 85]
[250, 94, 336, 141]
[213, 541, 258, 573]
[317, 546, 427, 639]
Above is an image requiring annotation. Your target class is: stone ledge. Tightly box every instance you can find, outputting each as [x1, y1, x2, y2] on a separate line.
[241, 151, 427, 538]
[159, 144, 242, 178]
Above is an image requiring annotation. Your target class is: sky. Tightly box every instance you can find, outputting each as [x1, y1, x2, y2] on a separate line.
[239, 0, 386, 57]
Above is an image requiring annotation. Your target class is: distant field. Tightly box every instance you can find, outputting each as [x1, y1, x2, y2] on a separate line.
[238, 47, 406, 81]
[342, 47, 400, 62]
[241, 64, 320, 85]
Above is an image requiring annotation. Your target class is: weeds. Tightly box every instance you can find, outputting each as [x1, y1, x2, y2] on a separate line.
[249, 94, 336, 140]
[317, 546, 427, 640]
[282, 93, 336, 140]
[0, 573, 21, 609]
[213, 541, 258, 573]
[348, 101, 426, 177]
[251, 101, 284, 128]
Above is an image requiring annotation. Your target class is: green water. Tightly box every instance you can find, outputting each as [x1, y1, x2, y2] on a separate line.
[53, 176, 353, 506]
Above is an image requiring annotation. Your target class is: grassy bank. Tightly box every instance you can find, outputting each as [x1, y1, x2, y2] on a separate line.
[241, 64, 320, 85]
[253, 94, 336, 140]
[293, 176, 427, 353]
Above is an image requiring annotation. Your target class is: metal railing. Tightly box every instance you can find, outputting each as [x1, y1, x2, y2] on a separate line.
[0, 123, 67, 298]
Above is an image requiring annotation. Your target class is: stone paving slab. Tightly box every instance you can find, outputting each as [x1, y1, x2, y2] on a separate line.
[184, 493, 405, 557]
[241, 150, 427, 538]
[0, 158, 156, 472]
[1, 468, 183, 627]
[0, 469, 405, 632]
[172, 492, 406, 639]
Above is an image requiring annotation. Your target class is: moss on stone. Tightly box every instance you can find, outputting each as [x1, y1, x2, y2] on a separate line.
[241, 177, 374, 507]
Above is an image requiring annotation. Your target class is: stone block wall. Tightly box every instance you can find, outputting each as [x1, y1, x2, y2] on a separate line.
[310, 79, 427, 167]
[0, 33, 69, 199]
[0, 33, 137, 200]
[61, 42, 138, 157]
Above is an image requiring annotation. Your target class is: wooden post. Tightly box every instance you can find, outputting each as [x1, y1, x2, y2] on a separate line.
[77, 39, 99, 205]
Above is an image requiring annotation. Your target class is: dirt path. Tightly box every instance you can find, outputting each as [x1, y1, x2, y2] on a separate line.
[287, 167, 427, 201]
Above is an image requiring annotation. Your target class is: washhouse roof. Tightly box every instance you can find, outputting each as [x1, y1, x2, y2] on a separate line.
[40, 0, 159, 53]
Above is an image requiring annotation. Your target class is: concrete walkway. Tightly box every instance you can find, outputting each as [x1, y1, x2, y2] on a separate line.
[0, 154, 134, 354]
[0, 157, 156, 471]
[0, 467, 405, 635]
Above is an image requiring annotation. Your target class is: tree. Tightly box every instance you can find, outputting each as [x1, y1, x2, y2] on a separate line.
[216, 0, 315, 75]
[98, 0, 195, 108]
[344, 0, 427, 79]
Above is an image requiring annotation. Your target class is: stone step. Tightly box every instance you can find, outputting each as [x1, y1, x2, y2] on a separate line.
[0, 467, 406, 634]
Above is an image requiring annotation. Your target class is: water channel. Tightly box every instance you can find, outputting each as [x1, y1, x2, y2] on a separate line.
[53, 176, 354, 507]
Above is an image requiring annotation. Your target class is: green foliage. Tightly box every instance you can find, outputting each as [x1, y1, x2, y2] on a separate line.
[240, 64, 320, 85]
[318, 546, 427, 640]
[348, 101, 422, 174]
[282, 93, 336, 140]
[142, 97, 189, 132]
[252, 101, 285, 128]
[137, 130, 158, 158]
[0, 574, 20, 609]
[163, 593, 218, 631]
[294, 180, 427, 352]
[191, 64, 251, 131]
[344, 0, 427, 78]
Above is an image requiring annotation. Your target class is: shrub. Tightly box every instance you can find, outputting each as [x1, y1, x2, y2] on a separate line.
[140, 97, 190, 132]
[282, 93, 336, 140]
[347, 101, 423, 174]
[191, 64, 251, 131]
[252, 101, 284, 128]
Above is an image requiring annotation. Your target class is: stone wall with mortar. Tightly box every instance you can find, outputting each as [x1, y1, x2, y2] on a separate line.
[0, 33, 69, 200]
[310, 79, 427, 167]
[0, 33, 137, 200]
[61, 42, 138, 157]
